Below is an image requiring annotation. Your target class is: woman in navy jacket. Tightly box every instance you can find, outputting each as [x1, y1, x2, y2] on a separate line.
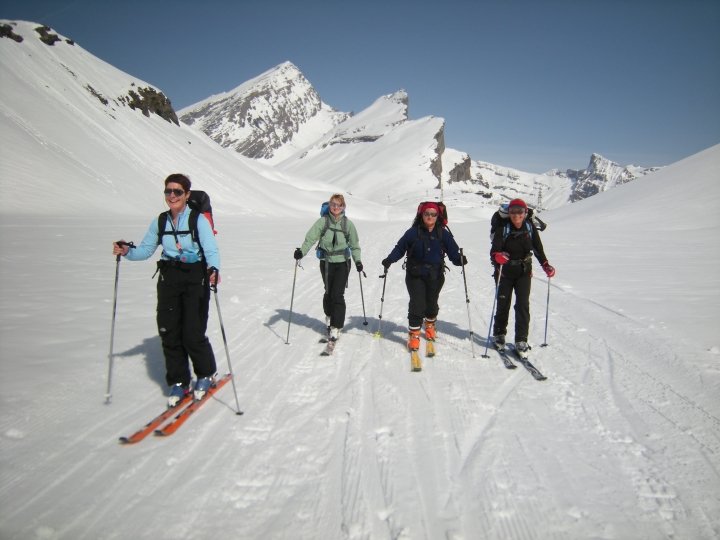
[381, 202, 466, 351]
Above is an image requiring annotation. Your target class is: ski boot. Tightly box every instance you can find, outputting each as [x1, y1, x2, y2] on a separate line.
[407, 328, 421, 351]
[167, 383, 189, 408]
[515, 341, 530, 359]
[194, 376, 214, 401]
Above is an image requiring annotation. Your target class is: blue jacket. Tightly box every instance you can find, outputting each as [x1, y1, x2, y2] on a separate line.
[125, 205, 220, 269]
[386, 225, 461, 277]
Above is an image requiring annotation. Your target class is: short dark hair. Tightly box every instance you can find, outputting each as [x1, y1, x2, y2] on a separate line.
[164, 173, 191, 192]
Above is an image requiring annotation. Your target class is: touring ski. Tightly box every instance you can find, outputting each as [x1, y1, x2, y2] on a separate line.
[119, 395, 193, 444]
[494, 345, 517, 370]
[410, 350, 422, 372]
[511, 347, 547, 381]
[320, 338, 337, 356]
[154, 374, 233, 437]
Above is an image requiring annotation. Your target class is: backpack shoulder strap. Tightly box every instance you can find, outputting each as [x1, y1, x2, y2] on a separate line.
[157, 209, 202, 251]
[157, 211, 169, 244]
[341, 216, 349, 241]
[189, 209, 200, 243]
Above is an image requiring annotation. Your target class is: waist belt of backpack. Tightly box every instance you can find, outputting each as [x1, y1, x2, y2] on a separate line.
[157, 259, 204, 270]
[325, 248, 349, 257]
[508, 255, 532, 266]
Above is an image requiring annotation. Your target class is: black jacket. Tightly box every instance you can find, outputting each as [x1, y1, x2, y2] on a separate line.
[491, 220, 548, 266]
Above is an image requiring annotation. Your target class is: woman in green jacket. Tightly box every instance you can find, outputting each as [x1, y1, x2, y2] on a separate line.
[294, 194, 362, 342]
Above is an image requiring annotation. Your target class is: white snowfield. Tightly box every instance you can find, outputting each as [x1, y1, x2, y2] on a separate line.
[0, 19, 719, 540]
[1, 146, 719, 539]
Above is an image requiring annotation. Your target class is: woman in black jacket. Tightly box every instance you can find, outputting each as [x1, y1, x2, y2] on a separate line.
[491, 198, 555, 358]
[382, 202, 466, 351]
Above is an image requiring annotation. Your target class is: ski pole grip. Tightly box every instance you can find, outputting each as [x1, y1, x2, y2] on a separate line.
[114, 240, 135, 262]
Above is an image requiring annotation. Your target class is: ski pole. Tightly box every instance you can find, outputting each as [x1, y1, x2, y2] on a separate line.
[481, 263, 504, 358]
[106, 241, 133, 404]
[286, 260, 300, 344]
[374, 269, 388, 338]
[459, 248, 475, 358]
[541, 276, 551, 347]
[211, 279, 243, 415]
[358, 269, 368, 326]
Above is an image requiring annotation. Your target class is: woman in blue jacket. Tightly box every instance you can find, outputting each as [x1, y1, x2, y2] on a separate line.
[112, 173, 220, 407]
[381, 202, 466, 351]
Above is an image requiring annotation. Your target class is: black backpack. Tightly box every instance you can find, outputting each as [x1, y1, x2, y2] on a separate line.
[157, 190, 216, 248]
[490, 203, 546, 240]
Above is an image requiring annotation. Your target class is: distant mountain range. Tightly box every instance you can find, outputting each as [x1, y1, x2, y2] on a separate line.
[0, 20, 661, 217]
[179, 61, 660, 209]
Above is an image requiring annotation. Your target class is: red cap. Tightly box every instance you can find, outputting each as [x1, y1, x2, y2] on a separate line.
[419, 202, 440, 215]
[508, 198, 527, 210]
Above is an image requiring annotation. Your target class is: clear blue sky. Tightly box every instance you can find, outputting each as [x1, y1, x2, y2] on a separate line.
[2, 0, 719, 172]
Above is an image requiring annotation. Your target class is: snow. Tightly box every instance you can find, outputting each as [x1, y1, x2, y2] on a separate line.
[2, 19, 720, 540]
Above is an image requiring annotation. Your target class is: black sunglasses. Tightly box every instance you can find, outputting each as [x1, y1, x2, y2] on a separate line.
[164, 188, 185, 197]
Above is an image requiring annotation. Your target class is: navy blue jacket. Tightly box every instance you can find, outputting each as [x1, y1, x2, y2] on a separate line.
[386, 225, 462, 277]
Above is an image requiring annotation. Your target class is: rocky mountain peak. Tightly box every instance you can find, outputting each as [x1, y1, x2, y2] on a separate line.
[179, 61, 348, 159]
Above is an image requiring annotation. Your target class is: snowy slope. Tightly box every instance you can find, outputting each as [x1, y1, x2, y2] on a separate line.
[0, 22, 344, 218]
[1, 19, 720, 540]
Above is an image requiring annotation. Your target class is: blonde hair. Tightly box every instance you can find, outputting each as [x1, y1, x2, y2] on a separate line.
[329, 193, 346, 207]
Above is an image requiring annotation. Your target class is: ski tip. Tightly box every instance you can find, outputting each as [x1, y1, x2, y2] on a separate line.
[118, 437, 132, 444]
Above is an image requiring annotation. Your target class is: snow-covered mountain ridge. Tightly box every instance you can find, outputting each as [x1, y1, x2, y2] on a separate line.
[180, 61, 659, 209]
[180, 61, 349, 162]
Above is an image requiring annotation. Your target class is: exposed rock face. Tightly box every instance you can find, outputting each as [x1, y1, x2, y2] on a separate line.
[180, 62, 348, 159]
[447, 155, 472, 183]
[567, 153, 660, 202]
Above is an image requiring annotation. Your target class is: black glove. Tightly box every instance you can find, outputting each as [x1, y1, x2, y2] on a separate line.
[355, 261, 364, 273]
[381, 258, 391, 270]
[461, 255, 468, 266]
[293, 248, 303, 260]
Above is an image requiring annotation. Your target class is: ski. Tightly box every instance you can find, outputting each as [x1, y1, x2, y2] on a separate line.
[119, 394, 193, 444]
[154, 374, 233, 437]
[319, 326, 331, 343]
[511, 348, 547, 381]
[320, 338, 337, 356]
[410, 349, 422, 372]
[425, 340, 436, 358]
[494, 345, 517, 370]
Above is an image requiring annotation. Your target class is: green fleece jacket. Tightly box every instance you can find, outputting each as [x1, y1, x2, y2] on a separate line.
[300, 214, 362, 264]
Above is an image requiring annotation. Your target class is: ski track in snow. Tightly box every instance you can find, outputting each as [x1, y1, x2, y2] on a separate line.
[0, 218, 719, 540]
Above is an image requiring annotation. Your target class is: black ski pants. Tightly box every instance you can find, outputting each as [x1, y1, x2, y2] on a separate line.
[156, 262, 216, 387]
[405, 272, 445, 329]
[493, 263, 532, 343]
[320, 260, 350, 329]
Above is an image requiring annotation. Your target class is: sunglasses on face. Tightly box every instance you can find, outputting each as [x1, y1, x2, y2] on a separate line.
[329, 202, 344, 209]
[423, 211, 438, 218]
[164, 188, 185, 197]
[509, 208, 526, 215]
